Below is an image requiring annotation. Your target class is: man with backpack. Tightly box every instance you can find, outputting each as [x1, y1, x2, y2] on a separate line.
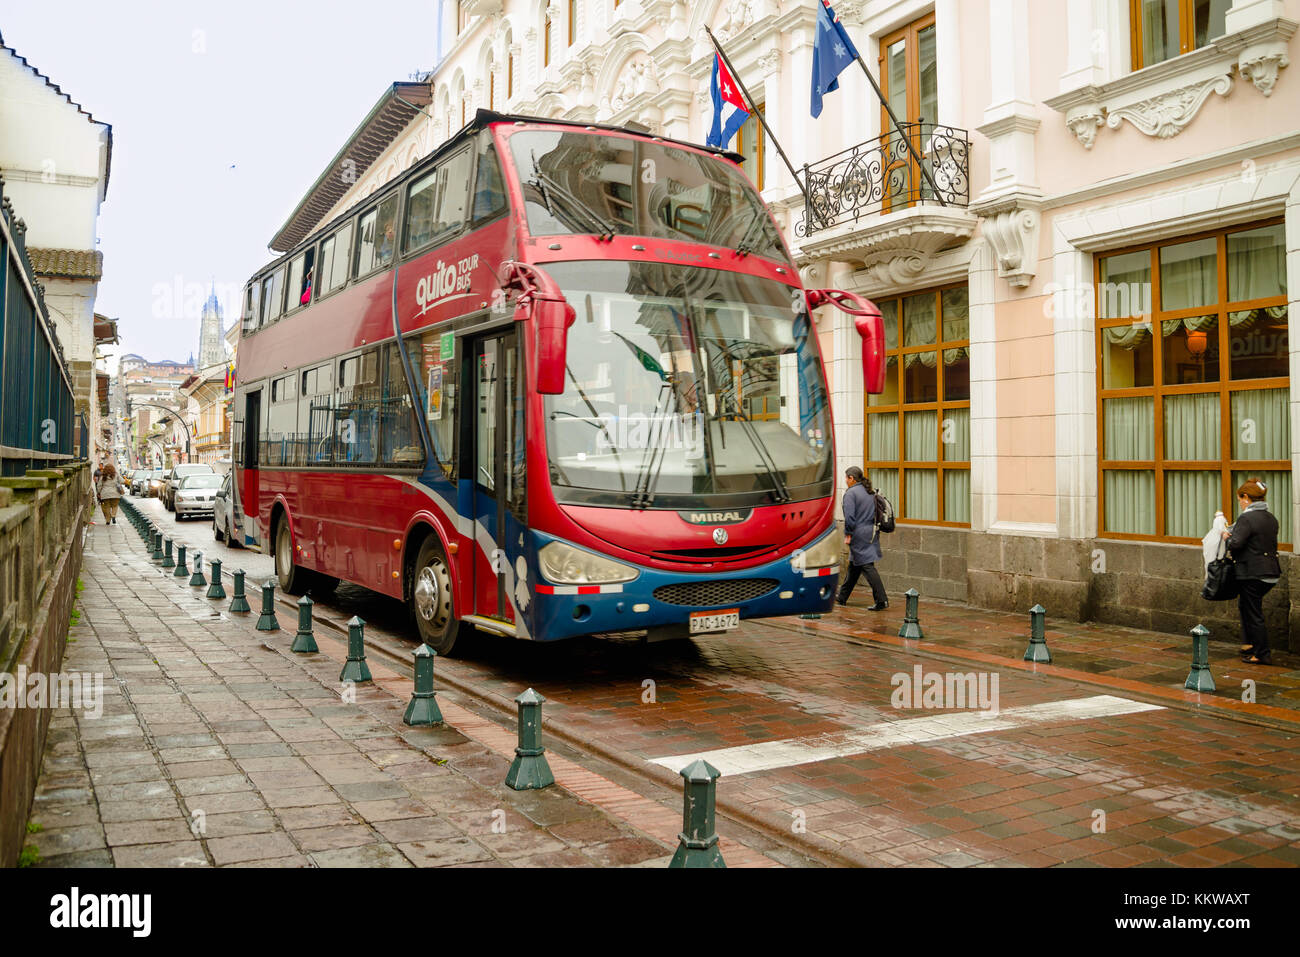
[836, 466, 889, 611]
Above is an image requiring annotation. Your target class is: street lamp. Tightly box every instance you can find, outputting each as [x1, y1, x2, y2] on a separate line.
[129, 401, 193, 462]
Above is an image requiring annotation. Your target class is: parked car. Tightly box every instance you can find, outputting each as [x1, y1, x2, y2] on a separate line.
[145, 468, 166, 498]
[163, 463, 215, 510]
[212, 472, 241, 547]
[174, 473, 223, 521]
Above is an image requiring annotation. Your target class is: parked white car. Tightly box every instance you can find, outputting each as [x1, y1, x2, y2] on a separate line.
[212, 472, 241, 547]
[174, 473, 222, 520]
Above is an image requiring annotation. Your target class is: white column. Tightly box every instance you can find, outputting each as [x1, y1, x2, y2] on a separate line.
[1226, 0, 1289, 34]
[1052, 244, 1098, 540]
[968, 240, 999, 531]
[934, 0, 963, 124]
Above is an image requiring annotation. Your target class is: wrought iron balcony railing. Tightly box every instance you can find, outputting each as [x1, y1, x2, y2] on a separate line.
[796, 122, 971, 239]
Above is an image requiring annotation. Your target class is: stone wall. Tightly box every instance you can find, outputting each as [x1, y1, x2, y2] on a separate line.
[848, 524, 1298, 654]
[0, 463, 90, 868]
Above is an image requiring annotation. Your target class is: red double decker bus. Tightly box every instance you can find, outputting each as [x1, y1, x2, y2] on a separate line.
[232, 111, 884, 654]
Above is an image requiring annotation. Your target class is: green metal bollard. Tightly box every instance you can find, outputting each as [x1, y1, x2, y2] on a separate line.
[151, 530, 163, 562]
[899, 588, 924, 639]
[403, 644, 444, 726]
[162, 538, 175, 569]
[505, 688, 554, 790]
[1185, 624, 1216, 693]
[290, 594, 318, 653]
[669, 759, 726, 868]
[207, 559, 226, 599]
[255, 582, 280, 631]
[339, 616, 372, 683]
[173, 544, 189, 578]
[189, 552, 207, 587]
[1023, 604, 1052, 663]
[229, 570, 251, 614]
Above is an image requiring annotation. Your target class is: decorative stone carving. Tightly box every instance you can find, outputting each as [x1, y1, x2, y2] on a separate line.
[1239, 51, 1290, 95]
[716, 0, 754, 41]
[1105, 74, 1233, 139]
[972, 197, 1041, 289]
[545, 0, 559, 23]
[800, 208, 979, 291]
[757, 50, 781, 77]
[1064, 107, 1105, 150]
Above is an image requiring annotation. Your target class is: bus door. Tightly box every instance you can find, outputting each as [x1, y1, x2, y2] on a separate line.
[240, 388, 261, 546]
[470, 330, 523, 623]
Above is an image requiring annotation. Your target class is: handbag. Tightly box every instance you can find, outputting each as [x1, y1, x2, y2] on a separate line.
[1202, 539, 1239, 601]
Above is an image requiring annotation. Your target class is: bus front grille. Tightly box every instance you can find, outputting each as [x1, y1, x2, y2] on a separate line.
[652, 578, 780, 607]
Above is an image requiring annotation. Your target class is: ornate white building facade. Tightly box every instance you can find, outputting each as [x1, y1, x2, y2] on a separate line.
[271, 0, 1300, 645]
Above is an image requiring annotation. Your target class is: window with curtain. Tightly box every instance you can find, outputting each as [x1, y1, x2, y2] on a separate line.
[1098, 220, 1290, 546]
[866, 284, 970, 526]
[1130, 0, 1230, 70]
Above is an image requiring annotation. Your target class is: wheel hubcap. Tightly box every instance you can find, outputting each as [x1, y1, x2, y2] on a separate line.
[413, 559, 450, 630]
[276, 528, 290, 579]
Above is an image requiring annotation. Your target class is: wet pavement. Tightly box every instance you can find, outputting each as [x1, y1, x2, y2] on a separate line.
[114, 493, 1300, 866]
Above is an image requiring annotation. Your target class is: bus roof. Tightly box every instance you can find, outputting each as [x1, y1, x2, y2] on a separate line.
[268, 107, 744, 258]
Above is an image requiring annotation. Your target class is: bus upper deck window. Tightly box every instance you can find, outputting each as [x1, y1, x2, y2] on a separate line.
[472, 142, 507, 223]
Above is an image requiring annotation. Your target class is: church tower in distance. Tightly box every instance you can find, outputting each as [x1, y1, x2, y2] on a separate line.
[198, 286, 226, 370]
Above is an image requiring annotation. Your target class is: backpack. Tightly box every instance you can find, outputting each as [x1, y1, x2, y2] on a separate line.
[874, 493, 896, 534]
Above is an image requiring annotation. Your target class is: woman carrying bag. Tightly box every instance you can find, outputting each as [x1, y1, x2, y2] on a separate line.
[96, 463, 125, 525]
[1222, 478, 1281, 665]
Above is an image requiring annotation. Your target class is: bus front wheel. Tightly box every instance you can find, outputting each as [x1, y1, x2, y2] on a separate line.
[274, 517, 308, 596]
[411, 537, 462, 656]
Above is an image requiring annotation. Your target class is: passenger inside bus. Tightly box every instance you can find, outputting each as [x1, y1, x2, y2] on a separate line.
[300, 267, 313, 305]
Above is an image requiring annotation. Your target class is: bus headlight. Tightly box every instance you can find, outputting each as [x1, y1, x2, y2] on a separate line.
[792, 531, 840, 573]
[538, 542, 638, 585]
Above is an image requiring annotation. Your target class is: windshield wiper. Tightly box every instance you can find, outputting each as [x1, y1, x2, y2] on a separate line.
[734, 208, 772, 257]
[630, 382, 674, 510]
[529, 157, 617, 242]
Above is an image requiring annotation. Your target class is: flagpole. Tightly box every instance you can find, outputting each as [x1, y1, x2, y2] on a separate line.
[704, 27, 817, 223]
[851, 54, 947, 207]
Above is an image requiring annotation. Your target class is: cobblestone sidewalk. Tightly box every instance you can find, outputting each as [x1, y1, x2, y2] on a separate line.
[23, 522, 726, 868]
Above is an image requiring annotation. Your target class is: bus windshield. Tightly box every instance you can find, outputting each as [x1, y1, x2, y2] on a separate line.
[542, 261, 833, 508]
[506, 130, 788, 262]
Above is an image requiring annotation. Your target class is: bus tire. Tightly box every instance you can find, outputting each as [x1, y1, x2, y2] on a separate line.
[411, 536, 462, 656]
[274, 515, 308, 596]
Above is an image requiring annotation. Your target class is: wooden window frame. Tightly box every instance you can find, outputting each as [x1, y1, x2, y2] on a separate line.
[865, 281, 972, 528]
[735, 103, 765, 191]
[878, 12, 937, 214]
[544, 16, 553, 67]
[1095, 218, 1291, 547]
[568, 0, 577, 47]
[1129, 0, 1224, 70]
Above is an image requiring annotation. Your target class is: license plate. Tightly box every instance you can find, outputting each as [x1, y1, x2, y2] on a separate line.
[689, 609, 740, 634]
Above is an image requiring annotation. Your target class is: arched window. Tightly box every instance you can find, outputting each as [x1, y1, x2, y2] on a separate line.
[544, 14, 553, 66]
[488, 59, 496, 109]
[568, 0, 577, 46]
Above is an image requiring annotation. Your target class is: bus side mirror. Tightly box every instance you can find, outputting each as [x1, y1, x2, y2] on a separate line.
[504, 261, 576, 396]
[806, 289, 886, 395]
[532, 298, 577, 395]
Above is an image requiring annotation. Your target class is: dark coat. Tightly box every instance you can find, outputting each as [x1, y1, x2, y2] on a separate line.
[1226, 506, 1281, 580]
[843, 482, 881, 566]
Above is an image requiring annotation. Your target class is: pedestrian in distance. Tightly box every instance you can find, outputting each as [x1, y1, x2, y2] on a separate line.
[96, 463, 125, 525]
[836, 466, 888, 611]
[1223, 478, 1281, 665]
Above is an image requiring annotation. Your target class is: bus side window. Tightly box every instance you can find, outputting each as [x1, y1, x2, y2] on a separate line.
[262, 267, 285, 324]
[472, 141, 508, 224]
[319, 220, 353, 297]
[356, 196, 398, 275]
[337, 349, 379, 464]
[242, 281, 260, 335]
[412, 330, 456, 478]
[380, 344, 422, 467]
[435, 149, 472, 235]
[267, 374, 298, 466]
[299, 364, 334, 464]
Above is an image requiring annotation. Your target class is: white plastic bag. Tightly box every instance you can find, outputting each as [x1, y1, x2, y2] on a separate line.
[1201, 511, 1228, 570]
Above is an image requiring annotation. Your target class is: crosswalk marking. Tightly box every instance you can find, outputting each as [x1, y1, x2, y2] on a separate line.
[649, 695, 1165, 776]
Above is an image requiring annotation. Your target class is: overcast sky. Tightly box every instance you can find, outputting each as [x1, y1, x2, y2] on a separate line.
[4, 0, 441, 369]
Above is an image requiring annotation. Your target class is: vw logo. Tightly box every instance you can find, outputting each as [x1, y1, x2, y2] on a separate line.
[712, 528, 729, 545]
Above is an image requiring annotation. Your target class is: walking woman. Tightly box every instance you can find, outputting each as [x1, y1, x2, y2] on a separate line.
[96, 462, 124, 525]
[1224, 478, 1281, 665]
[836, 467, 888, 610]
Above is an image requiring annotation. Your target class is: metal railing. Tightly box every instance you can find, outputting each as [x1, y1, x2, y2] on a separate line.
[0, 173, 79, 476]
[796, 122, 971, 239]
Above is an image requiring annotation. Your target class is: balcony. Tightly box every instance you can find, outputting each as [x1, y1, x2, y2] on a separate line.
[795, 123, 978, 287]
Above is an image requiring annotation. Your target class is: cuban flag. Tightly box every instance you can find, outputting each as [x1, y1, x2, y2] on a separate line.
[707, 53, 750, 149]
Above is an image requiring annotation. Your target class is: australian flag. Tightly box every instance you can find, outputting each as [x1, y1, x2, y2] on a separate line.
[707, 53, 750, 149]
[811, 0, 859, 118]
